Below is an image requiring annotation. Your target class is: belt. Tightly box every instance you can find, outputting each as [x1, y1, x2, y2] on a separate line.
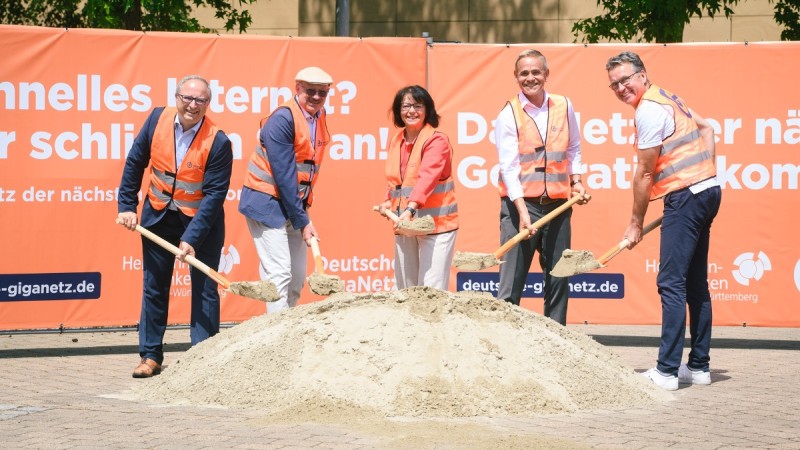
[525, 196, 561, 205]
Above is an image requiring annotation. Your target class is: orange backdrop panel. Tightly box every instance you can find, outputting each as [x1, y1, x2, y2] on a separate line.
[0, 26, 425, 329]
[1, 25, 798, 329]
[429, 42, 800, 326]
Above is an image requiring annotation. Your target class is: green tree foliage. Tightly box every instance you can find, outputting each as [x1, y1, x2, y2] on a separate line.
[573, 0, 799, 43]
[774, 0, 800, 40]
[0, 0, 255, 33]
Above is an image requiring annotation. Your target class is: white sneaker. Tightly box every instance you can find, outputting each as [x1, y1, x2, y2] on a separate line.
[641, 368, 678, 391]
[678, 364, 711, 385]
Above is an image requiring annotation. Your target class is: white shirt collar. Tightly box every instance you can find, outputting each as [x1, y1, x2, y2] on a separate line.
[518, 90, 549, 111]
[174, 114, 203, 134]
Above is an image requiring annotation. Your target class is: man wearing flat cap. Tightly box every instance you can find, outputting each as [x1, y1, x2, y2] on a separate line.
[239, 66, 333, 312]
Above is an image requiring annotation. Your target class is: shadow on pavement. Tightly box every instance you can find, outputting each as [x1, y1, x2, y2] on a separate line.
[0, 343, 191, 358]
[591, 335, 800, 350]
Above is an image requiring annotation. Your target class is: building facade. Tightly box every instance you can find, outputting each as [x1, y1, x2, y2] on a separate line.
[195, 0, 783, 43]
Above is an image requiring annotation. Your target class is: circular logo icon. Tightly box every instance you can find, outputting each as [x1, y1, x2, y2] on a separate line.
[732, 251, 772, 286]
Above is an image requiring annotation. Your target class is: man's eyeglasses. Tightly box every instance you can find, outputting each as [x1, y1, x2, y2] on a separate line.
[401, 103, 424, 112]
[303, 87, 329, 98]
[176, 94, 209, 106]
[609, 70, 642, 90]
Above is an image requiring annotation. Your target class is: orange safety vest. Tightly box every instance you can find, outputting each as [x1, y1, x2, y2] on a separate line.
[386, 124, 458, 234]
[147, 108, 218, 216]
[635, 85, 716, 200]
[498, 94, 571, 199]
[243, 98, 330, 207]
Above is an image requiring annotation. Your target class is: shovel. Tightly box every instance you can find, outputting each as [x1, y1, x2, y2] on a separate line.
[118, 220, 279, 302]
[551, 216, 663, 277]
[452, 194, 589, 271]
[307, 237, 344, 295]
[373, 206, 435, 236]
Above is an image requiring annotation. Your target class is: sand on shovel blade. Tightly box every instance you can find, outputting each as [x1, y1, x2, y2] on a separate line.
[452, 251, 501, 271]
[398, 215, 435, 235]
[228, 280, 280, 302]
[551, 249, 603, 277]
[308, 272, 344, 295]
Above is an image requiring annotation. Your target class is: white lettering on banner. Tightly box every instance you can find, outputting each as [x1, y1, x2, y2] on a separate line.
[755, 110, 800, 144]
[707, 118, 742, 144]
[328, 128, 390, 161]
[345, 276, 395, 292]
[323, 254, 394, 273]
[1, 185, 121, 203]
[60, 186, 118, 202]
[716, 156, 799, 190]
[457, 112, 496, 145]
[0, 75, 151, 112]
[0, 131, 15, 158]
[0, 188, 16, 202]
[1, 76, 357, 116]
[29, 123, 136, 160]
[457, 156, 501, 189]
[455, 154, 799, 191]
[121, 256, 142, 270]
[202, 80, 292, 114]
[458, 111, 752, 147]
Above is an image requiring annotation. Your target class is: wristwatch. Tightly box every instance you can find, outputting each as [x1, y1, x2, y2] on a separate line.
[404, 206, 417, 217]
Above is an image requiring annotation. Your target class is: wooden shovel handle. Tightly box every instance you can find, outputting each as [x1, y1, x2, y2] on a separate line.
[597, 216, 663, 265]
[373, 205, 401, 224]
[493, 194, 589, 259]
[117, 220, 230, 289]
[308, 237, 325, 274]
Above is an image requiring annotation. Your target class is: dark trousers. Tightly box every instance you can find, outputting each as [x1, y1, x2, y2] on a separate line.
[139, 211, 223, 364]
[656, 186, 722, 375]
[497, 197, 572, 325]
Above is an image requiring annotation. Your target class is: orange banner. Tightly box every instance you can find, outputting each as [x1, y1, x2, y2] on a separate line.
[1, 25, 798, 329]
[430, 43, 800, 327]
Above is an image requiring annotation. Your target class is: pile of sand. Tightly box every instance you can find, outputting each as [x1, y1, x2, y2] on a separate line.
[128, 287, 669, 418]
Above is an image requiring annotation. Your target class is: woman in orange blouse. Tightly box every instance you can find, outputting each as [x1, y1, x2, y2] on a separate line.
[378, 85, 459, 290]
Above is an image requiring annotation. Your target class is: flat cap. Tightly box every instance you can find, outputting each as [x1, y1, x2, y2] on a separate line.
[295, 66, 333, 84]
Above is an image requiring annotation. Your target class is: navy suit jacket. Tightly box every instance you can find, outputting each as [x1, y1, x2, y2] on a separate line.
[118, 107, 233, 249]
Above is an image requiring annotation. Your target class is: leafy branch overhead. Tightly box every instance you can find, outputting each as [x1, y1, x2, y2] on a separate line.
[572, 0, 799, 43]
[0, 0, 256, 33]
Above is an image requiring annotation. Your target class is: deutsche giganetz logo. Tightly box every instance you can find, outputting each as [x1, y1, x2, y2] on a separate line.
[218, 245, 241, 275]
[732, 251, 772, 286]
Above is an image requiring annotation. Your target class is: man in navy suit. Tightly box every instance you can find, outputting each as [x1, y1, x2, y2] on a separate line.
[117, 75, 233, 378]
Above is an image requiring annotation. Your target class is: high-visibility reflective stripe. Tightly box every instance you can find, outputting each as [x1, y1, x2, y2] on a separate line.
[418, 203, 458, 218]
[150, 185, 171, 203]
[151, 167, 175, 185]
[655, 150, 713, 182]
[247, 161, 275, 185]
[173, 198, 202, 209]
[519, 172, 568, 183]
[518, 152, 544, 163]
[662, 129, 701, 155]
[390, 180, 455, 198]
[255, 145, 267, 159]
[297, 162, 315, 174]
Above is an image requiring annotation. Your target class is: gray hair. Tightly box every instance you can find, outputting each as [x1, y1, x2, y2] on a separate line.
[177, 75, 212, 98]
[605, 52, 646, 72]
[515, 49, 548, 73]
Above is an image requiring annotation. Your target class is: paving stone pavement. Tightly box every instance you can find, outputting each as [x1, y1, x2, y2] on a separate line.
[1, 324, 798, 449]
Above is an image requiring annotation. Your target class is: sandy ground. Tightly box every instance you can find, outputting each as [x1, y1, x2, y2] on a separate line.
[121, 287, 670, 428]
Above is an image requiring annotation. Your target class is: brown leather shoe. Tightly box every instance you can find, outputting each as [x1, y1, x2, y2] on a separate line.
[132, 358, 162, 378]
